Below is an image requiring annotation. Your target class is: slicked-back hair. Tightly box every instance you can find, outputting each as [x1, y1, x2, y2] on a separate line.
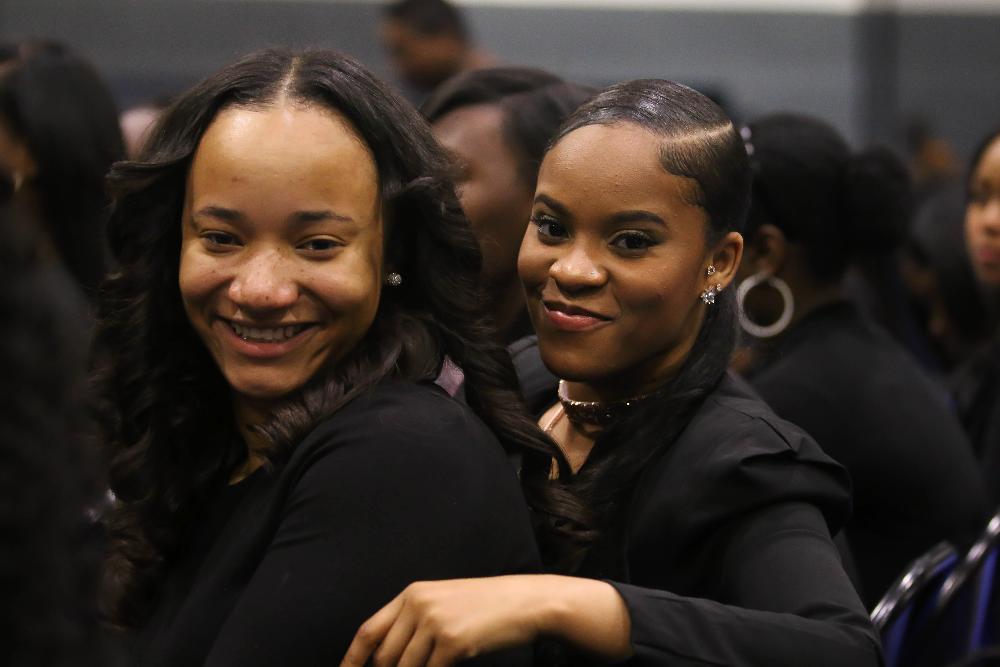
[745, 113, 913, 284]
[96, 48, 569, 627]
[537, 80, 751, 571]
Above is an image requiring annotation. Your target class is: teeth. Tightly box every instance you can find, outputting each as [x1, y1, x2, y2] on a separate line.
[230, 322, 306, 343]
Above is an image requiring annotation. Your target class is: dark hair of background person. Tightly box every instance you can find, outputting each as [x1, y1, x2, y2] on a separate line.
[535, 80, 751, 570]
[968, 127, 1000, 202]
[0, 194, 103, 666]
[745, 113, 913, 286]
[904, 188, 993, 368]
[95, 48, 571, 628]
[422, 67, 596, 191]
[0, 40, 125, 297]
[384, 0, 468, 41]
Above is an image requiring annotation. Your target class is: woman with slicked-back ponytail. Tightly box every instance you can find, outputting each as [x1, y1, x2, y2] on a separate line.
[342, 82, 880, 666]
[95, 48, 568, 665]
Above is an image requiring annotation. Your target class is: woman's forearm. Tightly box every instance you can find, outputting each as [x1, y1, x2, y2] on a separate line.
[533, 575, 634, 661]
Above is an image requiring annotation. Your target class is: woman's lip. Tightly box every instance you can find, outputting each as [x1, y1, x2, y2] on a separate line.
[541, 303, 611, 332]
[216, 319, 318, 359]
[975, 247, 1000, 265]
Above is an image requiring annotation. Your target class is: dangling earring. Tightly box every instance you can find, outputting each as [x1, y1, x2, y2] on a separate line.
[385, 272, 402, 287]
[700, 283, 722, 305]
[736, 271, 794, 338]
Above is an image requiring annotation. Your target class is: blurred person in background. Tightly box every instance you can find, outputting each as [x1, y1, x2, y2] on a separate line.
[381, 0, 495, 99]
[954, 127, 1000, 503]
[422, 67, 593, 414]
[735, 113, 987, 608]
[906, 117, 962, 207]
[119, 95, 171, 159]
[901, 188, 992, 375]
[0, 39, 124, 301]
[0, 181, 104, 666]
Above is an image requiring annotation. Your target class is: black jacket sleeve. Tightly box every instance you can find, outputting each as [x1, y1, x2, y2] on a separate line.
[611, 502, 882, 666]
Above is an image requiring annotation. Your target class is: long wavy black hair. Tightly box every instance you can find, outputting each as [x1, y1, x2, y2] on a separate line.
[0, 40, 124, 297]
[0, 198, 103, 666]
[536, 80, 751, 571]
[95, 48, 573, 628]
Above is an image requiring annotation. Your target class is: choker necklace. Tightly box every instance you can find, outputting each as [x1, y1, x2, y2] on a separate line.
[557, 380, 654, 427]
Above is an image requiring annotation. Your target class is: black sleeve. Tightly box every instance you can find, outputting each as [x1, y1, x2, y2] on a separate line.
[203, 407, 539, 666]
[610, 502, 883, 667]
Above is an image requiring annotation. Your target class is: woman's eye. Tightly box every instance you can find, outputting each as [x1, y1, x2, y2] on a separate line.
[611, 231, 657, 252]
[202, 232, 239, 248]
[970, 188, 992, 205]
[299, 238, 340, 252]
[531, 214, 568, 240]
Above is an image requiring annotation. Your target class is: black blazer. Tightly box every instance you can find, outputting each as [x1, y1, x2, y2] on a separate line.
[585, 373, 881, 666]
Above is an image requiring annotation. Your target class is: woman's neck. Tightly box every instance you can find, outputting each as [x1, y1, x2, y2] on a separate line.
[230, 396, 274, 484]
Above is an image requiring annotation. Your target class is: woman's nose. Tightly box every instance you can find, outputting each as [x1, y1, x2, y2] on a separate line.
[549, 242, 607, 293]
[228, 248, 298, 313]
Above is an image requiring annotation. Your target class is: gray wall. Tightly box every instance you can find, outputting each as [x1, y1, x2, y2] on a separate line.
[1, 1, 997, 159]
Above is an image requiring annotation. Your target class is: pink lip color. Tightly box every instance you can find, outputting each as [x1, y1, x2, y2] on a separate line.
[976, 247, 1000, 265]
[217, 320, 316, 360]
[542, 304, 610, 332]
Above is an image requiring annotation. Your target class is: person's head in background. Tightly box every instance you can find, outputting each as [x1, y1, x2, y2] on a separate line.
[736, 113, 912, 350]
[906, 117, 961, 203]
[964, 128, 1000, 303]
[381, 0, 492, 96]
[0, 39, 124, 298]
[423, 67, 594, 344]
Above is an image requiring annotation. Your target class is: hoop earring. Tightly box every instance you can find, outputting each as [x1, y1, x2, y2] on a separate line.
[736, 271, 794, 338]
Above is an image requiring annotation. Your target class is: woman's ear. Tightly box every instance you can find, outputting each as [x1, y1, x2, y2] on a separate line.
[703, 231, 743, 293]
[740, 223, 789, 279]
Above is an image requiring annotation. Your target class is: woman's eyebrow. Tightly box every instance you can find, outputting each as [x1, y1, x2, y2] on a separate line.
[289, 210, 356, 225]
[191, 206, 356, 226]
[533, 193, 571, 218]
[608, 210, 667, 227]
[193, 205, 243, 222]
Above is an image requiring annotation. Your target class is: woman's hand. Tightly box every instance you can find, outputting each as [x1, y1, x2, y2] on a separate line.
[338, 574, 633, 667]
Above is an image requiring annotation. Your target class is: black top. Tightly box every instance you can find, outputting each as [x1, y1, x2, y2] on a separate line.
[582, 373, 881, 666]
[128, 381, 540, 666]
[953, 338, 1000, 504]
[746, 301, 988, 606]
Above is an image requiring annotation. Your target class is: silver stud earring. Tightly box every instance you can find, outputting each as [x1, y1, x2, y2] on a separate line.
[706, 265, 717, 277]
[700, 283, 722, 305]
[386, 272, 402, 287]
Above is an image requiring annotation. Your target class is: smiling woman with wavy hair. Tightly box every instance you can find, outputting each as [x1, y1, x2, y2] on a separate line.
[95, 48, 570, 665]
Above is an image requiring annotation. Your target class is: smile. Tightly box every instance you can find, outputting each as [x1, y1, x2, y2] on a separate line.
[229, 321, 311, 343]
[541, 301, 612, 332]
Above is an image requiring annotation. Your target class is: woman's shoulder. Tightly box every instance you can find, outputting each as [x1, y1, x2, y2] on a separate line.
[291, 380, 511, 476]
[642, 372, 851, 529]
[687, 372, 832, 459]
